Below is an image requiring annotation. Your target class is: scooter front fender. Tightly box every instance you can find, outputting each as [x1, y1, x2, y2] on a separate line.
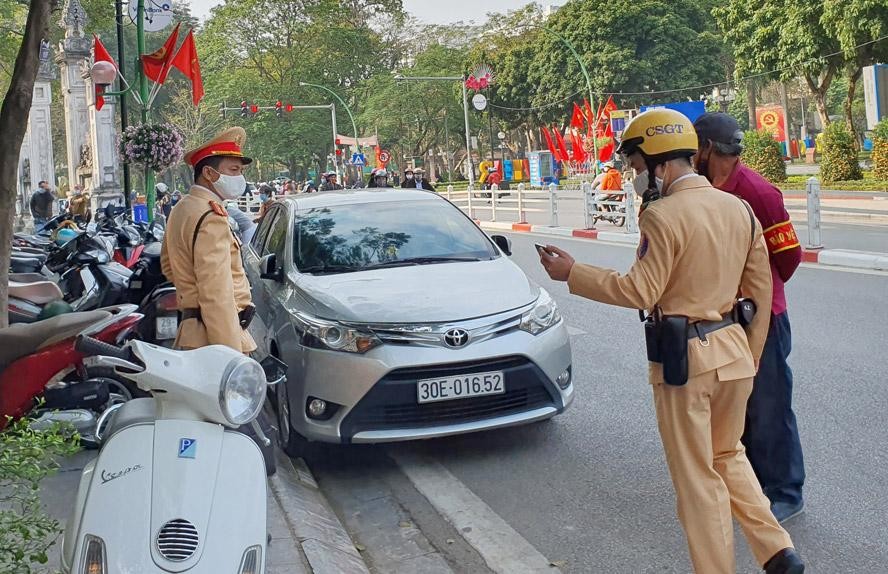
[68, 420, 266, 573]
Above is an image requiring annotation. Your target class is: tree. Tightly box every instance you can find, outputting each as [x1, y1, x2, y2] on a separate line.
[0, 0, 59, 329]
[822, 0, 888, 144]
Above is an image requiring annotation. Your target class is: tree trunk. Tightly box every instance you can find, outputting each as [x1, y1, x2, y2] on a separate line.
[845, 67, 862, 149]
[746, 80, 757, 130]
[805, 66, 836, 130]
[0, 0, 58, 329]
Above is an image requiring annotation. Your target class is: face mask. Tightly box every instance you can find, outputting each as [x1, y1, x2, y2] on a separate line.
[259, 193, 268, 202]
[654, 176, 664, 191]
[695, 145, 712, 180]
[405, 174, 414, 180]
[209, 170, 246, 200]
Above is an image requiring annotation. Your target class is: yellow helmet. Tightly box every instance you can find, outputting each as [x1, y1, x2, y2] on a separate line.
[616, 108, 698, 159]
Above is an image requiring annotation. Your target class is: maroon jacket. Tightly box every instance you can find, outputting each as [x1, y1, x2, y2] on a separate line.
[715, 161, 801, 315]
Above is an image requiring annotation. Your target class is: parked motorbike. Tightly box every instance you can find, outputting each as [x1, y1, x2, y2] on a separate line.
[61, 336, 284, 574]
[0, 304, 144, 435]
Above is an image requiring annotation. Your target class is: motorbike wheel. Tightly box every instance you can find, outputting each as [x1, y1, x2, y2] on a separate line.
[275, 379, 309, 459]
[614, 216, 626, 227]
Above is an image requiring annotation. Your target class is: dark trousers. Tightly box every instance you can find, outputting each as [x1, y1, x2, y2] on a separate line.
[742, 311, 806, 505]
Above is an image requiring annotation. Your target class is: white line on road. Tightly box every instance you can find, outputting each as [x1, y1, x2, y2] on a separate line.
[390, 450, 559, 574]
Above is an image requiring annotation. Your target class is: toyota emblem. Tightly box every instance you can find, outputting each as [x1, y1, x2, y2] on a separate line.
[443, 328, 470, 348]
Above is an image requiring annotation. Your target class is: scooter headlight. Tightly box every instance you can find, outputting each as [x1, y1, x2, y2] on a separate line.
[219, 357, 266, 426]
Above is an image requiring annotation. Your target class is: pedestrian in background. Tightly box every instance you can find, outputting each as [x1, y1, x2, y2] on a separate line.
[412, 168, 435, 191]
[255, 184, 275, 222]
[693, 112, 806, 523]
[539, 109, 804, 574]
[29, 180, 55, 229]
[68, 184, 90, 221]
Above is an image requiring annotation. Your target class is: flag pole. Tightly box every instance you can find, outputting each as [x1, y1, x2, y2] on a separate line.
[135, 0, 156, 222]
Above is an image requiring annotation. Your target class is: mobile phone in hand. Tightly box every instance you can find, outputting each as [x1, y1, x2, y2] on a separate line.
[535, 243, 552, 256]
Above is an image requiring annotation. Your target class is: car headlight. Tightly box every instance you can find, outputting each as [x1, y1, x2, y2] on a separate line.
[219, 357, 266, 425]
[294, 313, 380, 353]
[519, 289, 561, 335]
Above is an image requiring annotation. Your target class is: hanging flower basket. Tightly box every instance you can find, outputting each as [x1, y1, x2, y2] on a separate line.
[120, 122, 184, 172]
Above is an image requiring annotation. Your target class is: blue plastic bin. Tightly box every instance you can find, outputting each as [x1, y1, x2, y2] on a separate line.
[133, 204, 148, 223]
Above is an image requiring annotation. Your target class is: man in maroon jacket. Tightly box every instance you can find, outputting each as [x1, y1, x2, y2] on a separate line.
[693, 113, 806, 524]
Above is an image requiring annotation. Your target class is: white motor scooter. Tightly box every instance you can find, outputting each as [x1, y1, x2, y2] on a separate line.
[61, 334, 285, 574]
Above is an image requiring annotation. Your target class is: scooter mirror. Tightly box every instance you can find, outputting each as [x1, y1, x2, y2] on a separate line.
[259, 355, 287, 386]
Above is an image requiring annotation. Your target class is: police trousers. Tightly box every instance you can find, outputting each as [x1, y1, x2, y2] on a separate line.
[653, 370, 793, 573]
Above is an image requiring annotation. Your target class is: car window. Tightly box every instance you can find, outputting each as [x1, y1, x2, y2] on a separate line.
[263, 209, 288, 262]
[250, 208, 278, 253]
[293, 199, 497, 273]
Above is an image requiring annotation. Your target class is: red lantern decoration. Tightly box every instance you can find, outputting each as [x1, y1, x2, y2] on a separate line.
[285, 104, 294, 112]
[335, 149, 343, 156]
[250, 104, 258, 113]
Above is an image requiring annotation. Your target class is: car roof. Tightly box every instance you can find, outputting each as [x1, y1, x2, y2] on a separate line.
[280, 188, 441, 210]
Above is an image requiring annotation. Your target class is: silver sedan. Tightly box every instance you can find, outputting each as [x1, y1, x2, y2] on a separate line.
[242, 189, 573, 455]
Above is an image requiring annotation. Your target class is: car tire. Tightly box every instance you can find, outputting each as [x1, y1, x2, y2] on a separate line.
[275, 379, 309, 459]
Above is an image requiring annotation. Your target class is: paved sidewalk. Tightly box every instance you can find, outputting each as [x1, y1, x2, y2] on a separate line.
[38, 447, 369, 573]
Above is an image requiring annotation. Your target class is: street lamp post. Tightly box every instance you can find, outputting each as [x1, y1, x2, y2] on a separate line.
[298, 82, 360, 156]
[395, 74, 475, 188]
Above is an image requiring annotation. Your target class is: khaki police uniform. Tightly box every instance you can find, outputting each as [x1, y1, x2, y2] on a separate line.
[68, 192, 90, 218]
[567, 174, 794, 573]
[160, 185, 256, 353]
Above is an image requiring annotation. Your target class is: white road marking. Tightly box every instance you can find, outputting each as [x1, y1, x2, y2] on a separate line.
[390, 450, 559, 574]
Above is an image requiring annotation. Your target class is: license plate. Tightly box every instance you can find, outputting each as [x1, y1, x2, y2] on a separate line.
[156, 316, 178, 340]
[417, 371, 505, 404]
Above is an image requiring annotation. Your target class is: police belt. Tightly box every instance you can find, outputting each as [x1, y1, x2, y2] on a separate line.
[688, 314, 736, 342]
[181, 304, 255, 330]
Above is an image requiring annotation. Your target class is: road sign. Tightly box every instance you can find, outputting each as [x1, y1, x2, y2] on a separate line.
[129, 0, 174, 32]
[351, 153, 366, 166]
[472, 94, 488, 111]
[379, 150, 391, 164]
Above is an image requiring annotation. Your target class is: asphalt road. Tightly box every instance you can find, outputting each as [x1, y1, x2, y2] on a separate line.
[309, 232, 888, 573]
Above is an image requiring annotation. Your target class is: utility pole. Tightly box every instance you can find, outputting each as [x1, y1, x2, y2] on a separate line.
[114, 0, 131, 209]
[135, 0, 156, 221]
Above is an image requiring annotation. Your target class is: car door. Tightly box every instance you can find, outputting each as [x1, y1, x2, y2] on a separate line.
[243, 206, 283, 353]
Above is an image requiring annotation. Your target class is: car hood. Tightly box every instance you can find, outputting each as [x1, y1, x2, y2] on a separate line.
[292, 257, 538, 323]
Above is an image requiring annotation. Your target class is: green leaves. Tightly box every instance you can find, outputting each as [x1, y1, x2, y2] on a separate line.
[820, 121, 863, 182]
[741, 129, 787, 183]
[0, 417, 81, 573]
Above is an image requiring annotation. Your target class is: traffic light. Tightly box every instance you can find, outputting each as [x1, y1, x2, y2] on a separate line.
[220, 101, 227, 119]
[285, 103, 294, 113]
[240, 101, 248, 118]
[250, 104, 259, 115]
[275, 100, 283, 118]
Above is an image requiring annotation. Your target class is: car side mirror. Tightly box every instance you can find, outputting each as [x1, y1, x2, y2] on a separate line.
[490, 234, 512, 256]
[259, 253, 283, 281]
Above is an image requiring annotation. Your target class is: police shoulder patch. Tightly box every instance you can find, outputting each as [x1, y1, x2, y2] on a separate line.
[209, 201, 227, 216]
[637, 234, 649, 259]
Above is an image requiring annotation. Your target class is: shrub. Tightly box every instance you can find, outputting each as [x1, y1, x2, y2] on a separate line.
[820, 122, 862, 182]
[1, 417, 81, 573]
[872, 119, 888, 180]
[741, 129, 786, 183]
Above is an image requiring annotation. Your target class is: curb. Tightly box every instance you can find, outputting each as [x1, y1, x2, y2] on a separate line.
[479, 221, 888, 272]
[269, 451, 371, 574]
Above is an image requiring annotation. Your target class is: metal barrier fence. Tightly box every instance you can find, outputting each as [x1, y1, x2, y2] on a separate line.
[441, 181, 640, 232]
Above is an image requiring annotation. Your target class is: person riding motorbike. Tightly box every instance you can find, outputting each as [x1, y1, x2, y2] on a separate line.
[368, 167, 392, 188]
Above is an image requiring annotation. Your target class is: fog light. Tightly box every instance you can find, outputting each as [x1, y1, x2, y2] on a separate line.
[556, 368, 572, 389]
[307, 398, 327, 419]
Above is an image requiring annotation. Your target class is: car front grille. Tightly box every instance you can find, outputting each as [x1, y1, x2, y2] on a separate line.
[339, 356, 560, 440]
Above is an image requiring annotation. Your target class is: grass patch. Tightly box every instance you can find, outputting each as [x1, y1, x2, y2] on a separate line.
[777, 171, 888, 192]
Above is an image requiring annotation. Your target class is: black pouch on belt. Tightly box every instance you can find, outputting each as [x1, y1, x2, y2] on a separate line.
[659, 316, 689, 386]
[644, 319, 661, 363]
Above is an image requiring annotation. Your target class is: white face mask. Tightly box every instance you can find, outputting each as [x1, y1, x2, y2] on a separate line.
[209, 170, 246, 200]
[654, 176, 664, 191]
[405, 174, 414, 180]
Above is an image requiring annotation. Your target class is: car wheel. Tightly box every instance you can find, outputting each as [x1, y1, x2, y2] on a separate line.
[276, 379, 309, 458]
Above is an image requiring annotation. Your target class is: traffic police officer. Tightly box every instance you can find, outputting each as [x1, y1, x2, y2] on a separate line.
[160, 127, 256, 353]
[539, 109, 804, 574]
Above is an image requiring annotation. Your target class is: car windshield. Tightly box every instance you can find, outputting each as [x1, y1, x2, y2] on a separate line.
[293, 200, 497, 274]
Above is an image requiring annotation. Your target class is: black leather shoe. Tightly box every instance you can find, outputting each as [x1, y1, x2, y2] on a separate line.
[764, 548, 805, 574]
[771, 500, 805, 524]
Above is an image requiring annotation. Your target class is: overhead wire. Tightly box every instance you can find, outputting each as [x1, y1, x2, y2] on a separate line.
[485, 33, 888, 112]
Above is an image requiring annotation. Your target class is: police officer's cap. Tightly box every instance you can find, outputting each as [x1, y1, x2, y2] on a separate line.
[693, 112, 744, 150]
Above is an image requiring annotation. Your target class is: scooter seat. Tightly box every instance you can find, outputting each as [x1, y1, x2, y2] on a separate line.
[10, 257, 44, 273]
[9, 280, 63, 305]
[104, 398, 156, 440]
[9, 273, 50, 283]
[0, 310, 110, 368]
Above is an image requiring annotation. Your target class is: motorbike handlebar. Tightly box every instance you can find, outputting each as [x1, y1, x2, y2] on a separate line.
[75, 335, 134, 362]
